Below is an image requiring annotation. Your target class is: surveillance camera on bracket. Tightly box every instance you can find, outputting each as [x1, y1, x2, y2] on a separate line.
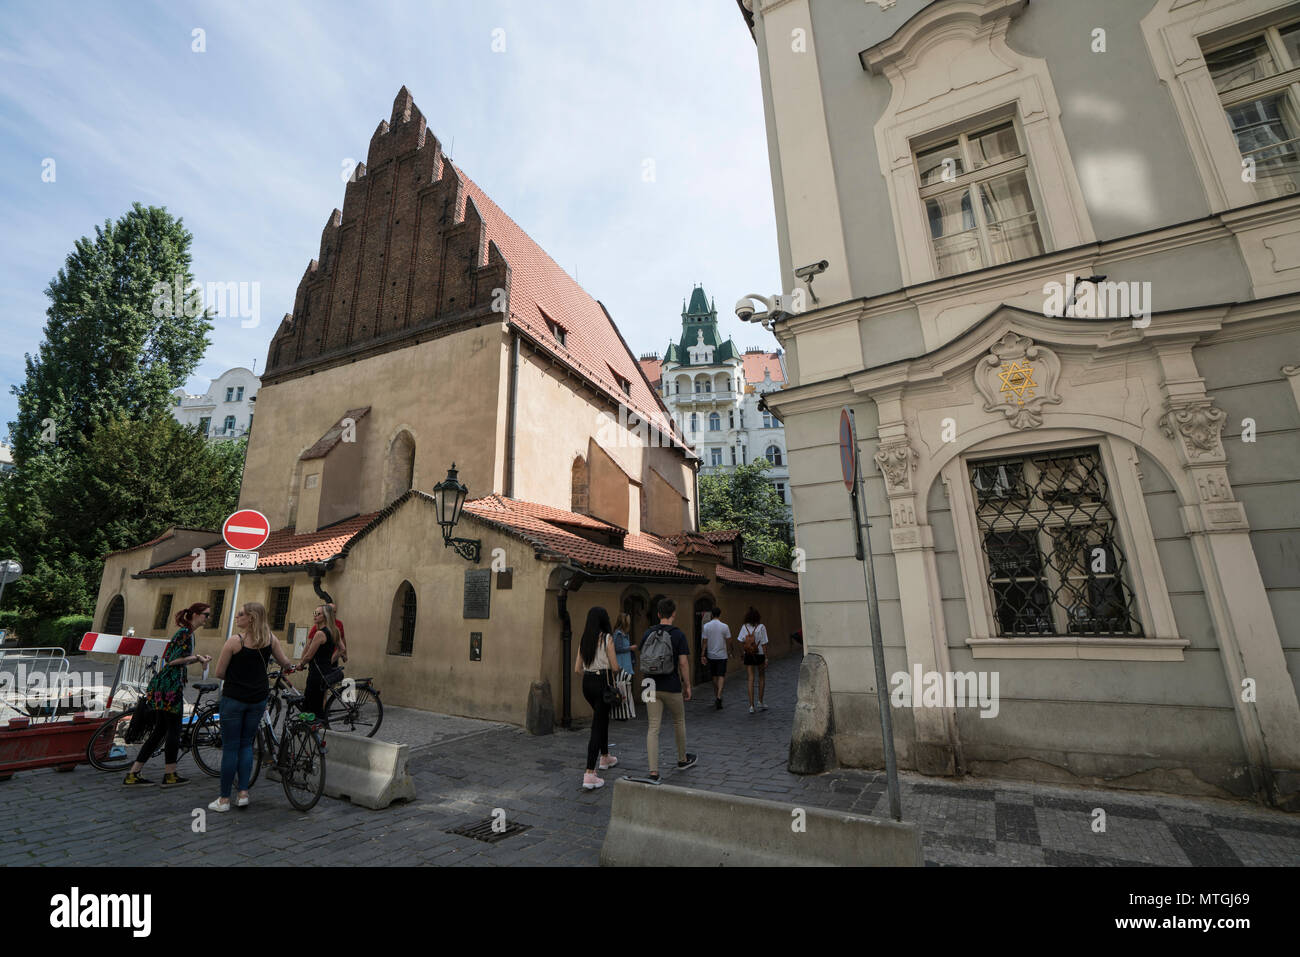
[794, 260, 828, 280]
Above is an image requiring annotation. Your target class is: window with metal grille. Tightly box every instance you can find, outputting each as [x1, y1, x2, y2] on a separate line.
[208, 589, 225, 631]
[967, 447, 1142, 637]
[1203, 19, 1300, 200]
[154, 593, 174, 632]
[269, 587, 291, 631]
[389, 581, 417, 656]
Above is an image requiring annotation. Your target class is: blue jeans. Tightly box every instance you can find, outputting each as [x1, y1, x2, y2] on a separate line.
[219, 696, 266, 798]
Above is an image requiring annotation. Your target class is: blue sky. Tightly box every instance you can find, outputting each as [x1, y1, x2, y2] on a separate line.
[0, 0, 780, 439]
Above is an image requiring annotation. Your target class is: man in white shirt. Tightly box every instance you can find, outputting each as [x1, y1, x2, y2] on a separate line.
[700, 606, 732, 710]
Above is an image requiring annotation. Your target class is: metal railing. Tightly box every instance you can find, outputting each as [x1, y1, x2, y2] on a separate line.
[0, 648, 77, 725]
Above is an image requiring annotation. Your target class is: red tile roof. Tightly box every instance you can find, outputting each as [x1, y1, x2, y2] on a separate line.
[715, 563, 799, 592]
[701, 529, 743, 544]
[462, 495, 704, 582]
[743, 352, 784, 386]
[639, 357, 662, 390]
[138, 513, 378, 578]
[455, 167, 683, 447]
[661, 532, 724, 560]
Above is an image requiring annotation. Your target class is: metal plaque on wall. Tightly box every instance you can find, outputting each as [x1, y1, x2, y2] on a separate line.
[463, 569, 491, 619]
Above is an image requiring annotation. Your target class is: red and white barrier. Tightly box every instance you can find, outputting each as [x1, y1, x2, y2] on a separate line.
[79, 633, 168, 658]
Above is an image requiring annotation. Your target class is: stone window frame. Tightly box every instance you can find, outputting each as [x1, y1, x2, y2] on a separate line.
[1141, 0, 1300, 212]
[941, 429, 1186, 660]
[862, 0, 1095, 287]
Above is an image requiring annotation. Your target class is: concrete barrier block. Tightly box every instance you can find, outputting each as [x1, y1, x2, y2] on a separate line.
[600, 778, 922, 866]
[322, 734, 416, 810]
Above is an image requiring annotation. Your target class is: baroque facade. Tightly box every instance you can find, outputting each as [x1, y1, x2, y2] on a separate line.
[638, 286, 792, 529]
[742, 0, 1300, 807]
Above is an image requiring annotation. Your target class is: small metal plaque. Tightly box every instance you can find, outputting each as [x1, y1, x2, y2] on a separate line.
[496, 568, 513, 589]
[224, 550, 259, 571]
[470, 632, 482, 661]
[463, 568, 491, 619]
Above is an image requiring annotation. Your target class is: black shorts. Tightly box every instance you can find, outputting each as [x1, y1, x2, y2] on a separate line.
[743, 652, 767, 667]
[707, 658, 728, 678]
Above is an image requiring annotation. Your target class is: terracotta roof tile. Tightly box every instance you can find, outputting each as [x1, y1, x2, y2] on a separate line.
[138, 513, 377, 578]
[661, 532, 724, 560]
[743, 352, 784, 385]
[701, 529, 743, 544]
[455, 167, 684, 447]
[715, 563, 798, 593]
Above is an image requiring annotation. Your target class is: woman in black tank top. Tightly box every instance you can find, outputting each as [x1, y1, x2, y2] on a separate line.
[208, 601, 296, 812]
[301, 603, 341, 727]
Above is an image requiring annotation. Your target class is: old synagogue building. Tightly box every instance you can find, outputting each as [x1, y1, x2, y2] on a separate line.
[94, 88, 799, 727]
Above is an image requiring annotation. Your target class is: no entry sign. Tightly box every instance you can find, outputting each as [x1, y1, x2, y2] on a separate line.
[222, 509, 271, 552]
[839, 408, 857, 492]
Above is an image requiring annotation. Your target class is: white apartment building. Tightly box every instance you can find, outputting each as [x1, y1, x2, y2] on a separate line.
[639, 286, 791, 531]
[171, 367, 260, 441]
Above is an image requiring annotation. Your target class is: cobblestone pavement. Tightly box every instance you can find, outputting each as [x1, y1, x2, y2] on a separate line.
[2, 655, 1298, 866]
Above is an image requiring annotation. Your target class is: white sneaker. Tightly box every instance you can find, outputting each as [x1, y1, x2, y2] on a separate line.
[208, 798, 231, 813]
[236, 794, 250, 807]
[758, 701, 768, 711]
[748, 705, 755, 714]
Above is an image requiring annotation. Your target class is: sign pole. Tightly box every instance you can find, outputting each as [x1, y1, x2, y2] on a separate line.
[842, 408, 902, 822]
[225, 571, 241, 642]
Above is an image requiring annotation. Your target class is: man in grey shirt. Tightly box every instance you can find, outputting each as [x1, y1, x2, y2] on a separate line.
[701, 606, 732, 710]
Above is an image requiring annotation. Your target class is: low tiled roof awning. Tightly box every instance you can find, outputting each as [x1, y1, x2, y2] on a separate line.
[105, 527, 216, 559]
[137, 513, 378, 578]
[715, 563, 799, 593]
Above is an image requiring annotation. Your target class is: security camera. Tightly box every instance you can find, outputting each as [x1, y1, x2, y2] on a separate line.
[735, 299, 755, 322]
[794, 260, 828, 280]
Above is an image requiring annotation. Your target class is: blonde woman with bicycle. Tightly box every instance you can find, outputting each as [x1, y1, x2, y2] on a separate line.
[208, 602, 295, 812]
[300, 602, 340, 728]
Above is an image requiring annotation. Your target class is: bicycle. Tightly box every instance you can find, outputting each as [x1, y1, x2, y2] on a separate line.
[321, 669, 383, 737]
[189, 670, 327, 810]
[85, 663, 222, 772]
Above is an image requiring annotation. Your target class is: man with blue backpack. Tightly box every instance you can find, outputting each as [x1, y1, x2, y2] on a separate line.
[639, 597, 696, 784]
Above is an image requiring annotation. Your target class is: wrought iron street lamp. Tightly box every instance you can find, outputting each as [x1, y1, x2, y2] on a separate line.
[433, 464, 481, 563]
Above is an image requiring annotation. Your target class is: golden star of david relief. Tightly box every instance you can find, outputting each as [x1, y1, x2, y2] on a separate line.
[997, 360, 1037, 405]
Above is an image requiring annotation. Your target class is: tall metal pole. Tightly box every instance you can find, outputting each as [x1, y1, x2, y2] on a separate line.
[849, 409, 902, 822]
[225, 571, 242, 640]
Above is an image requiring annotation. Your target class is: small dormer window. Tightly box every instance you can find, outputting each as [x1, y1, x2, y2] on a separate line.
[542, 311, 567, 347]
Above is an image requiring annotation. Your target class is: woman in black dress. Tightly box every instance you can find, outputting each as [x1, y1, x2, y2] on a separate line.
[300, 602, 339, 726]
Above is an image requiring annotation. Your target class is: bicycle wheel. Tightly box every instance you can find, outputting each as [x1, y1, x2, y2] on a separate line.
[281, 723, 326, 811]
[248, 725, 268, 787]
[324, 683, 383, 737]
[86, 710, 136, 771]
[189, 706, 224, 777]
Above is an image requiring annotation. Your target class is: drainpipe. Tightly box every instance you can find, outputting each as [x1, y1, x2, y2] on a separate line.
[691, 463, 701, 533]
[557, 570, 580, 728]
[506, 330, 520, 497]
[309, 558, 337, 605]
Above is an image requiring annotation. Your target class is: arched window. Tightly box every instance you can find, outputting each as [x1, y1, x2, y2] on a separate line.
[104, 595, 125, 635]
[571, 455, 589, 514]
[383, 430, 416, 503]
[708, 412, 721, 431]
[766, 445, 783, 466]
[690, 413, 699, 433]
[387, 581, 418, 656]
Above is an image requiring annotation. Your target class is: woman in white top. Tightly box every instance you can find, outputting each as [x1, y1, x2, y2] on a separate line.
[573, 606, 622, 789]
[738, 606, 770, 713]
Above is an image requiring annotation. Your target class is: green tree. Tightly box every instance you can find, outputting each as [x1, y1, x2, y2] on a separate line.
[698, 460, 793, 568]
[1, 204, 216, 623]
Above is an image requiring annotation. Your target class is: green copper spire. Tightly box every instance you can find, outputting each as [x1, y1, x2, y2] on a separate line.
[664, 284, 738, 367]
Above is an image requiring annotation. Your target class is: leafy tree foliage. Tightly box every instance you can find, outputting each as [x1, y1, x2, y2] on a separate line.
[698, 460, 792, 568]
[0, 204, 231, 625]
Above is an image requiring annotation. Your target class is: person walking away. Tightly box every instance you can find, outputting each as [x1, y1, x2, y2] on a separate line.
[123, 603, 212, 788]
[575, 607, 622, 789]
[208, 602, 296, 812]
[611, 612, 637, 720]
[739, 607, 770, 713]
[307, 604, 346, 665]
[300, 603, 340, 726]
[700, 606, 731, 710]
[640, 598, 695, 784]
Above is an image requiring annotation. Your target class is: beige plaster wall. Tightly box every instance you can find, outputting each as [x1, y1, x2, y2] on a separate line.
[241, 323, 508, 529]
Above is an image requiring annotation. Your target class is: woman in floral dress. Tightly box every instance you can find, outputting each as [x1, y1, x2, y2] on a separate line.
[123, 602, 212, 788]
